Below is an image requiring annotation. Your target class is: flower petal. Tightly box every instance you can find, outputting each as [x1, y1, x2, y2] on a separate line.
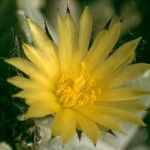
[93, 37, 141, 80]
[88, 105, 146, 126]
[5, 58, 36, 76]
[51, 110, 63, 136]
[61, 109, 76, 143]
[28, 19, 59, 67]
[22, 43, 60, 80]
[96, 88, 150, 101]
[80, 107, 124, 133]
[106, 63, 150, 88]
[95, 100, 147, 111]
[87, 22, 121, 71]
[7, 76, 37, 90]
[77, 112, 100, 144]
[13, 89, 56, 101]
[78, 6, 92, 58]
[26, 100, 60, 118]
[57, 12, 77, 73]
[97, 124, 109, 131]
[5, 58, 54, 90]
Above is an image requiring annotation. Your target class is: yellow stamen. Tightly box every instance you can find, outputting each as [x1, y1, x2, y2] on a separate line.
[57, 64, 97, 108]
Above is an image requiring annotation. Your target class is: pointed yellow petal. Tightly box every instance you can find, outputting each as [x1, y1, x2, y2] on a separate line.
[13, 89, 56, 101]
[96, 100, 147, 111]
[93, 37, 141, 79]
[88, 30, 106, 56]
[51, 110, 63, 136]
[14, 89, 60, 108]
[89, 105, 146, 126]
[26, 100, 60, 118]
[61, 109, 76, 143]
[87, 22, 121, 71]
[96, 88, 150, 101]
[22, 43, 60, 80]
[97, 124, 109, 131]
[28, 19, 59, 68]
[7, 76, 37, 89]
[77, 112, 99, 144]
[117, 52, 135, 69]
[106, 63, 150, 88]
[80, 107, 124, 133]
[57, 12, 77, 73]
[5, 58, 36, 76]
[5, 58, 54, 90]
[78, 6, 92, 57]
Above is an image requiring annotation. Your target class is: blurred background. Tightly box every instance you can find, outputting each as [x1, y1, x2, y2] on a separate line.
[0, 0, 150, 150]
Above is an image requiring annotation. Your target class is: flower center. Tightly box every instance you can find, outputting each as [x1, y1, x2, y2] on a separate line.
[56, 71, 96, 108]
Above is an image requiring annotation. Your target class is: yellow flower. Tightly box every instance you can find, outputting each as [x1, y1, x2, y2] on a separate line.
[5, 6, 150, 144]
